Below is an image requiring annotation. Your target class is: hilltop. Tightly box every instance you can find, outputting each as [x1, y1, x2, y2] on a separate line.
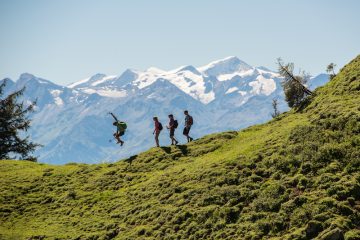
[0, 55, 359, 239]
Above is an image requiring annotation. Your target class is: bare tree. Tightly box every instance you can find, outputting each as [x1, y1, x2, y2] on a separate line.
[271, 98, 280, 118]
[326, 63, 337, 80]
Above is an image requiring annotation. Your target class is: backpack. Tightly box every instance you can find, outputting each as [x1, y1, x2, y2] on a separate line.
[188, 116, 193, 125]
[158, 122, 163, 131]
[119, 122, 127, 130]
[174, 120, 178, 128]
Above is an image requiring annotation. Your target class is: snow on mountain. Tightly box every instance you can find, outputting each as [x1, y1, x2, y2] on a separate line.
[68, 73, 116, 88]
[69, 56, 280, 105]
[68, 73, 126, 98]
[1, 57, 329, 164]
[249, 75, 276, 96]
[198, 56, 253, 77]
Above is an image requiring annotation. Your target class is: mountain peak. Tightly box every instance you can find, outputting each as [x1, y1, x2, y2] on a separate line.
[89, 73, 107, 81]
[172, 65, 201, 75]
[19, 73, 36, 81]
[198, 56, 253, 77]
[68, 73, 108, 88]
[17, 73, 40, 86]
[146, 67, 165, 74]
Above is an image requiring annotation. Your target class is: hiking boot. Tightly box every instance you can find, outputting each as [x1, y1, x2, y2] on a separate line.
[120, 141, 124, 146]
[189, 137, 193, 142]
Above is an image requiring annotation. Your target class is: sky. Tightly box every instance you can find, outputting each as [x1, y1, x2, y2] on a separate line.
[0, 0, 359, 86]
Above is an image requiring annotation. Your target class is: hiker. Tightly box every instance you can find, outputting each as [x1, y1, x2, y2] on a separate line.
[166, 114, 179, 145]
[153, 117, 163, 147]
[109, 112, 127, 146]
[183, 110, 194, 142]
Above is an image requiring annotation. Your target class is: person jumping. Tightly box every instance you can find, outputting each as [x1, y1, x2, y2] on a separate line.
[153, 117, 163, 147]
[183, 110, 194, 142]
[109, 112, 127, 146]
[167, 114, 179, 145]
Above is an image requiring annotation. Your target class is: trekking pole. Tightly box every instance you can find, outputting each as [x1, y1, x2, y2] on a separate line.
[109, 112, 118, 122]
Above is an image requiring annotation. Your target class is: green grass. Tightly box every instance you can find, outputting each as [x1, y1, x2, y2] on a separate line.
[1, 55, 360, 239]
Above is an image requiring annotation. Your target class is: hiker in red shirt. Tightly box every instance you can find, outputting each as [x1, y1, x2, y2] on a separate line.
[153, 117, 163, 147]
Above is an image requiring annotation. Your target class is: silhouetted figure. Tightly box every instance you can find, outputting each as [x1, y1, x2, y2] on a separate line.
[110, 112, 126, 146]
[183, 110, 193, 142]
[167, 114, 179, 145]
[153, 117, 163, 147]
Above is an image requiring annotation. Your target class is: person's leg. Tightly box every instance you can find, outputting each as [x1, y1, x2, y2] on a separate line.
[170, 131, 173, 145]
[119, 137, 124, 146]
[183, 127, 190, 142]
[170, 129, 177, 145]
[155, 132, 160, 147]
[114, 133, 121, 143]
[119, 131, 125, 146]
[171, 136, 178, 145]
[171, 129, 178, 144]
[187, 127, 193, 142]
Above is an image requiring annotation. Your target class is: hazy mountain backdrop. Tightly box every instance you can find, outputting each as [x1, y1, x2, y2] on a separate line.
[1, 57, 329, 164]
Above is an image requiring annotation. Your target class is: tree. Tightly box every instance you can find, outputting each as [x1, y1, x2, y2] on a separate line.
[0, 79, 40, 161]
[277, 58, 313, 108]
[326, 63, 337, 80]
[271, 98, 280, 118]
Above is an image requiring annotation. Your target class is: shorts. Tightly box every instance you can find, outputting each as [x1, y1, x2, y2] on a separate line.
[170, 128, 175, 137]
[115, 131, 125, 137]
[183, 126, 191, 135]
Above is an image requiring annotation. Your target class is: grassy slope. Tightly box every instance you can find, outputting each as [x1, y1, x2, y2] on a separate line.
[0, 55, 360, 240]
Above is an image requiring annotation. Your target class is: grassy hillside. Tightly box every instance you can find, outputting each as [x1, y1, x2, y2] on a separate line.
[1, 55, 360, 240]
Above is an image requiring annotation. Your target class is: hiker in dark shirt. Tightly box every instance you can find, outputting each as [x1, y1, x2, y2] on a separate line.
[183, 110, 194, 142]
[109, 112, 126, 146]
[153, 117, 162, 147]
[167, 114, 179, 145]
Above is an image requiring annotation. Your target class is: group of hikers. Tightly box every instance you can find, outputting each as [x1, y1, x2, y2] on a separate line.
[110, 110, 194, 147]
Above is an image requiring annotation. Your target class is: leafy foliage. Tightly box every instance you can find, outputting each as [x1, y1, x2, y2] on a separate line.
[327, 62, 337, 80]
[278, 58, 313, 108]
[0, 79, 40, 161]
[0, 55, 359, 239]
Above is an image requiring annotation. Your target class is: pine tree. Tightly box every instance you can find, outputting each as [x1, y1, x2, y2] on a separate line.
[277, 58, 313, 108]
[0, 79, 40, 161]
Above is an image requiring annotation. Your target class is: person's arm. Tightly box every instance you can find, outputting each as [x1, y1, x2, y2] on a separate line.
[153, 122, 158, 134]
[167, 120, 172, 129]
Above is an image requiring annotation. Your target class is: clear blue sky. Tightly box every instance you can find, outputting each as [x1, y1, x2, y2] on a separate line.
[1, 0, 359, 85]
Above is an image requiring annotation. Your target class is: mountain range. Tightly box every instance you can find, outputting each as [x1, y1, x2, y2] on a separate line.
[1, 55, 359, 239]
[1, 56, 329, 164]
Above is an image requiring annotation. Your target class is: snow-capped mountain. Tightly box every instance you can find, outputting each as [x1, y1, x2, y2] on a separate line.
[68, 56, 280, 105]
[1, 57, 329, 164]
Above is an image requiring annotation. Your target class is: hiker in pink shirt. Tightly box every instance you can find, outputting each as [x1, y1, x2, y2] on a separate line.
[152, 117, 163, 147]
